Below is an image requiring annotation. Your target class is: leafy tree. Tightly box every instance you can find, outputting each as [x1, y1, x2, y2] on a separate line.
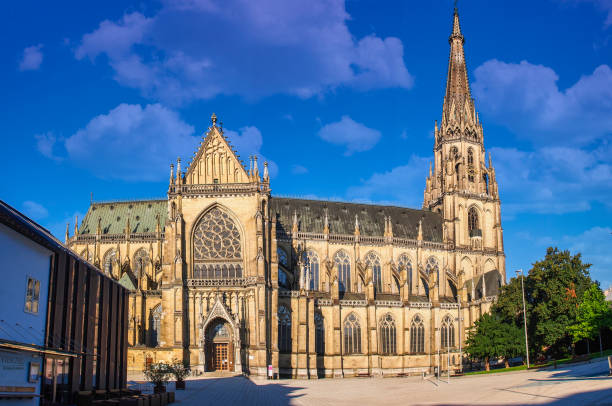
[527, 247, 592, 358]
[491, 275, 528, 327]
[464, 313, 524, 370]
[568, 283, 612, 354]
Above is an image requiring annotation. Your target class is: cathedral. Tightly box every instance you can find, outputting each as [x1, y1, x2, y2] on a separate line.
[66, 8, 505, 378]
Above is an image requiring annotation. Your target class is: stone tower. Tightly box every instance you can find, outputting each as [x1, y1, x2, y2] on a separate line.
[423, 8, 505, 298]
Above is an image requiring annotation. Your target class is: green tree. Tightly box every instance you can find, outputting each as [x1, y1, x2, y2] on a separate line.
[568, 283, 612, 354]
[464, 313, 525, 370]
[491, 276, 527, 327]
[527, 247, 592, 358]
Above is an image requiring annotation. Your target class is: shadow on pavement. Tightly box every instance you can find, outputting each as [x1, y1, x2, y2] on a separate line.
[543, 386, 612, 405]
[172, 376, 304, 406]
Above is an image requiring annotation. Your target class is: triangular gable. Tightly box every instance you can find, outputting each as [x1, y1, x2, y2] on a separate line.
[185, 117, 249, 185]
[118, 271, 137, 291]
[201, 295, 237, 332]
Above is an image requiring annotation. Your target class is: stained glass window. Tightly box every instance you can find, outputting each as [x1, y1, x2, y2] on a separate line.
[302, 250, 319, 291]
[343, 313, 361, 354]
[278, 306, 292, 353]
[334, 250, 351, 293]
[365, 251, 382, 293]
[397, 254, 412, 290]
[410, 315, 425, 353]
[193, 208, 243, 278]
[379, 314, 396, 354]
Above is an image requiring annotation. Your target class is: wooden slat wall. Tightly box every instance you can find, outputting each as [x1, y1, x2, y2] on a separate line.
[43, 250, 129, 397]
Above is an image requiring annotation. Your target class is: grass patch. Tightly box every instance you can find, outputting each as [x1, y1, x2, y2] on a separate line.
[464, 349, 612, 375]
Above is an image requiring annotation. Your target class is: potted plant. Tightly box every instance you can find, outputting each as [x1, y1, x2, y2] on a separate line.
[144, 362, 170, 393]
[169, 359, 190, 390]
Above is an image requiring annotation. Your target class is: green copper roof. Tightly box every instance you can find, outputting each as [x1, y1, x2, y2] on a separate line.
[79, 199, 167, 235]
[270, 197, 443, 242]
[118, 271, 137, 291]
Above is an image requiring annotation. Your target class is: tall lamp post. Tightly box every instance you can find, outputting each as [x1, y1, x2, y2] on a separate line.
[516, 269, 530, 369]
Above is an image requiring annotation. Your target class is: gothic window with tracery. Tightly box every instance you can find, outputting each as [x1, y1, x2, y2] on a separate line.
[467, 148, 475, 182]
[343, 313, 361, 354]
[379, 314, 397, 355]
[103, 249, 117, 278]
[364, 251, 382, 293]
[150, 305, 161, 347]
[441, 315, 455, 349]
[80, 249, 93, 263]
[302, 250, 319, 291]
[315, 312, 325, 355]
[334, 250, 351, 293]
[397, 254, 412, 290]
[410, 315, 425, 353]
[468, 207, 480, 237]
[278, 270, 290, 289]
[133, 248, 149, 279]
[278, 306, 292, 353]
[193, 207, 243, 278]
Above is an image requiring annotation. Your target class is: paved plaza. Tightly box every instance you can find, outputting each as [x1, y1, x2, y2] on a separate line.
[156, 357, 612, 405]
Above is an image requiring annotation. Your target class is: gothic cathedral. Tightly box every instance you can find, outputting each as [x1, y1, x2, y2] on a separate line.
[67, 8, 505, 378]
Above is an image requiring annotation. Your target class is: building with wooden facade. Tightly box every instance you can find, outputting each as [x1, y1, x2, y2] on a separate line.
[0, 200, 130, 405]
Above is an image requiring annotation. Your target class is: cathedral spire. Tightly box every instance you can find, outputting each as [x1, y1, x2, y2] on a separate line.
[442, 6, 471, 120]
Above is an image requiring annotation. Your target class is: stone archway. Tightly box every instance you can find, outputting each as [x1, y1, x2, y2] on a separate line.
[199, 295, 241, 373]
[205, 318, 234, 371]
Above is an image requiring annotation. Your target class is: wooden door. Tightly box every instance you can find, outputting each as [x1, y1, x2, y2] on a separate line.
[214, 343, 229, 371]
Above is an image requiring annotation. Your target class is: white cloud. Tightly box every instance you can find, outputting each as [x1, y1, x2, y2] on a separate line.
[472, 60, 612, 145]
[491, 144, 612, 216]
[291, 165, 308, 175]
[318, 115, 381, 155]
[63, 104, 196, 181]
[224, 126, 279, 178]
[74, 0, 413, 104]
[561, 226, 612, 288]
[37, 104, 276, 182]
[19, 44, 43, 71]
[346, 155, 429, 207]
[22, 201, 48, 220]
[35, 132, 62, 162]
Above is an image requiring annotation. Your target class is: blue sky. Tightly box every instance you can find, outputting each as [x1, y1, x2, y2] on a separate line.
[2, 0, 611, 288]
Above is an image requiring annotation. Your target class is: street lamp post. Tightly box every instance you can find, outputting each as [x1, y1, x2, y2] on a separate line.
[516, 269, 530, 369]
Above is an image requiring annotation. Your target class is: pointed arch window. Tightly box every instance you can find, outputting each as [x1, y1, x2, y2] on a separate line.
[397, 254, 412, 291]
[133, 248, 149, 281]
[315, 312, 325, 355]
[467, 148, 475, 182]
[334, 250, 351, 293]
[103, 249, 117, 279]
[441, 315, 455, 349]
[278, 306, 292, 353]
[410, 315, 425, 353]
[302, 250, 319, 291]
[364, 251, 382, 293]
[468, 207, 480, 237]
[379, 314, 397, 355]
[150, 305, 162, 347]
[343, 313, 362, 354]
[193, 207, 243, 279]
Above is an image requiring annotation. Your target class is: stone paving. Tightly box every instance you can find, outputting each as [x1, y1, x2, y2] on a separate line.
[156, 358, 612, 405]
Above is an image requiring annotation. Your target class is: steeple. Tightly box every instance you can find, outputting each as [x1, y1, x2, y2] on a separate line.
[439, 6, 482, 144]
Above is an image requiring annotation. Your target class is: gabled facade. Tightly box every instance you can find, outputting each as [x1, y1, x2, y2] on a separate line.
[67, 8, 505, 378]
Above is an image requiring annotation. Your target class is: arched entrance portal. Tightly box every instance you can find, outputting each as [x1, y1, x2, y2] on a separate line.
[205, 318, 234, 371]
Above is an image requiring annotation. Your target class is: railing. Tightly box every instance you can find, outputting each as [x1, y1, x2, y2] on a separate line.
[174, 183, 265, 196]
[374, 300, 403, 307]
[185, 277, 257, 287]
[409, 302, 432, 308]
[339, 299, 367, 307]
[75, 232, 164, 242]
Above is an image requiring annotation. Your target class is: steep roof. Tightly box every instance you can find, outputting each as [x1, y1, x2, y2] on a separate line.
[270, 197, 443, 241]
[79, 199, 167, 235]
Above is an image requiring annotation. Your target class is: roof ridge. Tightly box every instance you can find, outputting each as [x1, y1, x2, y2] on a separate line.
[91, 198, 167, 205]
[270, 196, 432, 213]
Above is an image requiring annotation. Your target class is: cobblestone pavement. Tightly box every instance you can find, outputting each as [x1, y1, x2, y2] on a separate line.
[166, 358, 612, 405]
